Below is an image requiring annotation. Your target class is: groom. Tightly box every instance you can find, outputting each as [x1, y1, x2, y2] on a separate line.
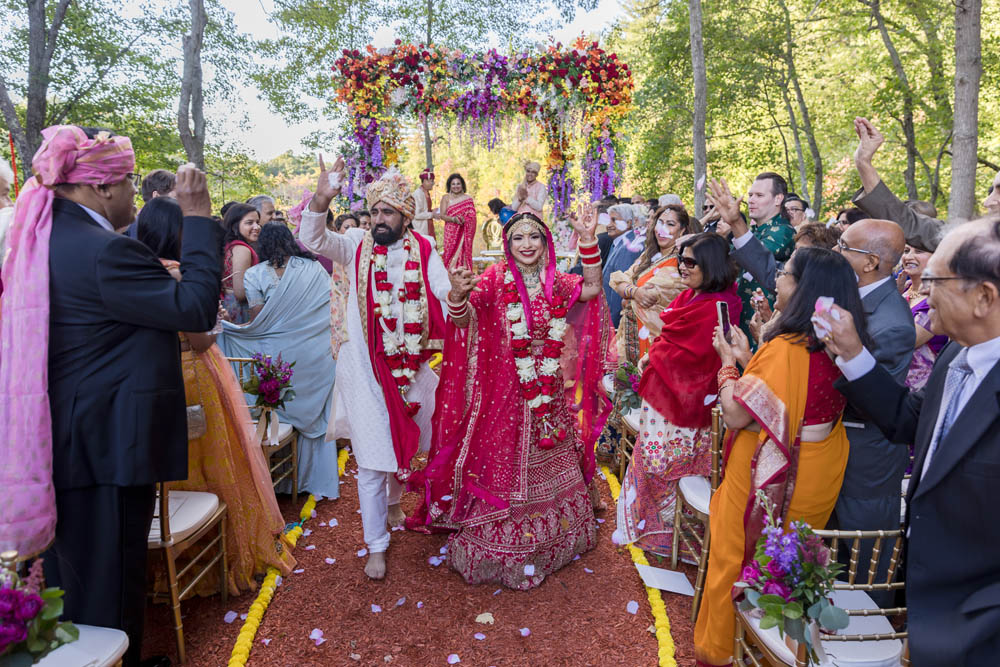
[299, 159, 455, 579]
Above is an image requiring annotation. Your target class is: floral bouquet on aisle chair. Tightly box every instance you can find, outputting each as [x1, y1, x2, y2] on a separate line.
[0, 553, 78, 665]
[734, 491, 850, 665]
[241, 353, 295, 446]
[613, 361, 642, 413]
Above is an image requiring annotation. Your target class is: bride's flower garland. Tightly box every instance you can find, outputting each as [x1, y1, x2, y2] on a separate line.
[373, 239, 424, 416]
[503, 266, 570, 448]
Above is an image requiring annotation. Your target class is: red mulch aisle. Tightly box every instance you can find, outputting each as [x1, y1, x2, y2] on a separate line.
[143, 457, 697, 666]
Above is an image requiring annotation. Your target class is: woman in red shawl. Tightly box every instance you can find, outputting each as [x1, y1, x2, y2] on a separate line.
[407, 207, 616, 589]
[615, 233, 741, 556]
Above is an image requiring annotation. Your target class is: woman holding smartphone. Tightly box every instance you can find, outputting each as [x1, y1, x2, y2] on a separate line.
[694, 247, 871, 667]
[615, 233, 741, 557]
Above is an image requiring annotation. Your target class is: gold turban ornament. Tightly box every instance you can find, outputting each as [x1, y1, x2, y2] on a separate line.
[365, 167, 416, 220]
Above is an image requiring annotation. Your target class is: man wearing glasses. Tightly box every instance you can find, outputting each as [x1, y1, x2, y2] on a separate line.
[784, 193, 809, 229]
[817, 217, 1000, 665]
[829, 217, 915, 606]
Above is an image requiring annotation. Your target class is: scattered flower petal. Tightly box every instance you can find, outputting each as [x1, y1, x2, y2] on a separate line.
[262, 638, 271, 646]
[447, 655, 460, 665]
[310, 509, 317, 518]
[318, 521, 326, 527]
[303, 528, 313, 536]
[596, 518, 605, 524]
[475, 612, 494, 624]
[275, 576, 283, 586]
[572, 555, 580, 561]
[626, 600, 639, 615]
[584, 567, 594, 573]
[637, 519, 646, 530]
[293, 568, 305, 574]
[428, 556, 444, 566]
[473, 633, 486, 641]
[439, 546, 448, 554]
[441, 495, 453, 501]
[492, 589, 502, 596]
[305, 545, 316, 551]
[240, 613, 248, 620]
[325, 557, 336, 564]
[523, 564, 535, 576]
[357, 548, 368, 557]
[391, 525, 405, 531]
[224, 611, 238, 624]
[329, 518, 339, 527]
[396, 597, 406, 607]
[417, 602, 424, 609]
[519, 628, 531, 637]
[309, 628, 326, 645]
[372, 604, 382, 613]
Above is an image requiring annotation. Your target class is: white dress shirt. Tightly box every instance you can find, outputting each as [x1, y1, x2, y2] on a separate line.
[77, 203, 115, 232]
[858, 275, 892, 300]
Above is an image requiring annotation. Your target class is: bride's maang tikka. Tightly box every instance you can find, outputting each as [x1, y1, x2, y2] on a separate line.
[504, 213, 547, 241]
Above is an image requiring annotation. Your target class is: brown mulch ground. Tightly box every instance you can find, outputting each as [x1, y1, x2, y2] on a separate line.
[143, 457, 698, 666]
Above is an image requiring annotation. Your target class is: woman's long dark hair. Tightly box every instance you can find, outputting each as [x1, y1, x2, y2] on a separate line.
[136, 196, 183, 261]
[257, 222, 315, 268]
[765, 246, 874, 352]
[678, 232, 737, 293]
[446, 172, 467, 194]
[222, 203, 259, 247]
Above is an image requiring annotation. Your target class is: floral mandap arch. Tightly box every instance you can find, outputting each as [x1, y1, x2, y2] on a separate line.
[331, 38, 634, 218]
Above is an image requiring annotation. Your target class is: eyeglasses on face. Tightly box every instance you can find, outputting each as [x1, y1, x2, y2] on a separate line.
[786, 206, 804, 214]
[776, 267, 792, 278]
[126, 172, 142, 188]
[679, 256, 699, 269]
[836, 238, 877, 256]
[919, 273, 965, 288]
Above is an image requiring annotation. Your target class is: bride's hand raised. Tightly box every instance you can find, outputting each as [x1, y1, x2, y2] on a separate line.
[571, 201, 598, 243]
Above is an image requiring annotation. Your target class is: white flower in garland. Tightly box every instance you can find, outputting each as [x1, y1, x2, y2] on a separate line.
[372, 237, 425, 402]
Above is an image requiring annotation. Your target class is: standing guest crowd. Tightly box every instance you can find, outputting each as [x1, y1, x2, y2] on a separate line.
[0, 113, 998, 667]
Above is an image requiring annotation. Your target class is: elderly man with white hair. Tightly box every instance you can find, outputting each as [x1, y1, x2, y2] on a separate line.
[602, 202, 650, 326]
[246, 193, 276, 225]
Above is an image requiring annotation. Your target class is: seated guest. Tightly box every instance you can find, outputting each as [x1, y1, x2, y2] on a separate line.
[602, 202, 650, 326]
[1, 126, 221, 667]
[219, 222, 340, 500]
[900, 241, 949, 390]
[221, 203, 261, 324]
[793, 222, 840, 250]
[135, 198, 296, 595]
[815, 217, 1000, 665]
[694, 247, 870, 666]
[609, 204, 696, 364]
[616, 233, 741, 556]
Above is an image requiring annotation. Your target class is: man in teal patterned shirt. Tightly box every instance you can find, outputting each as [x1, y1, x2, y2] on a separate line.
[735, 172, 795, 337]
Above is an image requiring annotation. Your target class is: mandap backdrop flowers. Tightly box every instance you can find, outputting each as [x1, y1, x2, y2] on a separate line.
[331, 38, 633, 218]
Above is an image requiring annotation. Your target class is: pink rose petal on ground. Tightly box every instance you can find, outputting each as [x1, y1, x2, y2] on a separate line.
[573, 554, 580, 561]
[240, 613, 248, 620]
[224, 611, 238, 623]
[329, 518, 339, 527]
[325, 557, 336, 564]
[493, 589, 502, 596]
[305, 545, 316, 550]
[584, 567, 594, 573]
[309, 628, 325, 645]
[310, 509, 317, 518]
[261, 638, 271, 646]
[523, 564, 535, 576]
[626, 600, 639, 615]
[357, 548, 368, 557]
[303, 528, 313, 536]
[275, 576, 283, 586]
[318, 521, 326, 527]
[391, 525, 405, 531]
[447, 655, 461, 664]
[293, 568, 305, 574]
[372, 604, 382, 613]
[396, 597, 406, 607]
[439, 546, 448, 554]
[417, 602, 424, 609]
[596, 518, 605, 524]
[519, 628, 531, 637]
[474, 633, 486, 640]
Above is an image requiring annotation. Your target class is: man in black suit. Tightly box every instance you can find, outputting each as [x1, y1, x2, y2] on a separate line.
[829, 218, 914, 605]
[818, 216, 1000, 666]
[33, 128, 221, 666]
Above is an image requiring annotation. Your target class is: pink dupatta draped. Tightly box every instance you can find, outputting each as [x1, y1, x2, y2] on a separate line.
[408, 222, 615, 532]
[0, 126, 134, 558]
[442, 197, 476, 270]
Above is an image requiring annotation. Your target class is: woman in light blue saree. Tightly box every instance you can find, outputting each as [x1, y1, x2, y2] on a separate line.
[218, 223, 340, 499]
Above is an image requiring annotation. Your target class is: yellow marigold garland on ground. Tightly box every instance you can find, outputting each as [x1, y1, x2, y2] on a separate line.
[227, 447, 353, 667]
[601, 465, 678, 667]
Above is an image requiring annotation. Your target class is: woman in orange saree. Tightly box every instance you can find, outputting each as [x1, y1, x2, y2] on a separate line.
[436, 172, 477, 269]
[694, 247, 872, 666]
[140, 199, 296, 596]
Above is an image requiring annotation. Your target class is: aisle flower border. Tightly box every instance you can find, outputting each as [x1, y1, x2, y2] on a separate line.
[601, 464, 677, 667]
[331, 38, 634, 216]
[227, 448, 351, 667]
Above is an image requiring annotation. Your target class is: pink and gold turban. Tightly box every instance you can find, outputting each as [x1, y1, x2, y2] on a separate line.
[366, 168, 415, 221]
[0, 125, 135, 558]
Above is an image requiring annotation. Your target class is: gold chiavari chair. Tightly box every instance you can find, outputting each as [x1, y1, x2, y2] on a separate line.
[671, 405, 724, 622]
[148, 482, 227, 663]
[227, 356, 299, 504]
[734, 528, 908, 667]
[617, 406, 640, 481]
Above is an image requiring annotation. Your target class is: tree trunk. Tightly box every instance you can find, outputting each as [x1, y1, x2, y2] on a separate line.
[688, 0, 707, 214]
[423, 0, 434, 170]
[780, 83, 808, 200]
[866, 0, 919, 199]
[948, 0, 982, 219]
[178, 0, 208, 169]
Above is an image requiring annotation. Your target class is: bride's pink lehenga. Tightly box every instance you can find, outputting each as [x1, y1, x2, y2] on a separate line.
[408, 226, 615, 590]
[442, 196, 476, 269]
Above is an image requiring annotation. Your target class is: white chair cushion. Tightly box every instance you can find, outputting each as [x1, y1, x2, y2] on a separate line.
[149, 491, 220, 545]
[678, 475, 712, 515]
[900, 477, 910, 524]
[602, 374, 615, 399]
[276, 420, 293, 442]
[622, 408, 641, 433]
[37, 624, 129, 667]
[740, 589, 902, 667]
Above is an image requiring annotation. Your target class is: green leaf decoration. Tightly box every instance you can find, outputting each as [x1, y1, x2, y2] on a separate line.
[819, 604, 850, 631]
[783, 601, 803, 619]
[745, 589, 761, 606]
[759, 614, 779, 630]
[784, 616, 806, 644]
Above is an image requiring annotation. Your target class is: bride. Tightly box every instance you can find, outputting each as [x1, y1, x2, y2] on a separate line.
[407, 206, 615, 589]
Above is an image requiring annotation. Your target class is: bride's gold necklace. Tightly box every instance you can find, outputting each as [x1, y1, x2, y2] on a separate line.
[517, 262, 543, 292]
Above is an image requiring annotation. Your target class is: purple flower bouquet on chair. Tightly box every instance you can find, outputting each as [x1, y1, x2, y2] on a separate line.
[0, 557, 78, 662]
[242, 353, 296, 410]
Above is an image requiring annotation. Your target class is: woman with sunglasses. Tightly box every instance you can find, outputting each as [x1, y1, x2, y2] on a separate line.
[615, 233, 742, 558]
[408, 206, 615, 589]
[694, 247, 871, 667]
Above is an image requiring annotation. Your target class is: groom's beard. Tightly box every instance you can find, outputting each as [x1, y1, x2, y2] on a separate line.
[372, 222, 404, 245]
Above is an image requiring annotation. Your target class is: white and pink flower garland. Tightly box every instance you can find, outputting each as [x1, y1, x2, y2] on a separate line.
[372, 240, 424, 416]
[503, 268, 570, 448]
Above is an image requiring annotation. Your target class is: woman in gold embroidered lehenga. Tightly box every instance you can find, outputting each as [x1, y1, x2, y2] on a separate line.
[407, 206, 616, 590]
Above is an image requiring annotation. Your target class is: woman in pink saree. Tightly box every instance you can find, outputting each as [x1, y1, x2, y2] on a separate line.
[435, 172, 477, 270]
[407, 208, 615, 589]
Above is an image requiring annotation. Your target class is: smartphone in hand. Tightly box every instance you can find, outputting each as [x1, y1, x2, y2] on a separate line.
[716, 300, 732, 343]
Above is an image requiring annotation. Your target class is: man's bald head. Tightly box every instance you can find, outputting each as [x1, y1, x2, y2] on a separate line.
[840, 218, 904, 281]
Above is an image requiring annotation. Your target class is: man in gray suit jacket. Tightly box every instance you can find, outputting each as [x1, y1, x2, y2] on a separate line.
[830, 218, 915, 605]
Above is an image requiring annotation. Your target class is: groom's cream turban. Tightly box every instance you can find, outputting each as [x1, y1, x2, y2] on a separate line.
[366, 168, 415, 221]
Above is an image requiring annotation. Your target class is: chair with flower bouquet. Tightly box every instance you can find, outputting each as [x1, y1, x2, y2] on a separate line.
[611, 362, 643, 480]
[671, 405, 724, 622]
[733, 492, 909, 667]
[227, 355, 300, 505]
